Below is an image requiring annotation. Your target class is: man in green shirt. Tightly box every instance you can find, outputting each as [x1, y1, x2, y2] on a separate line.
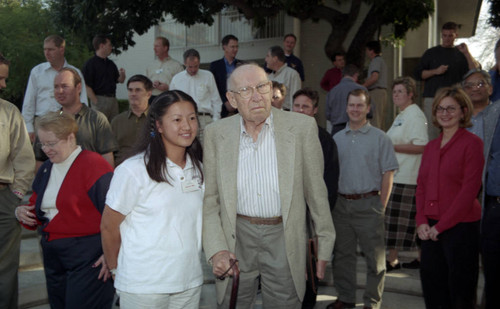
[111, 75, 152, 165]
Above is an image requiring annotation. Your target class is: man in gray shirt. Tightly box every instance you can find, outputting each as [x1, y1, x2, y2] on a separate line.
[328, 88, 398, 309]
[326, 64, 368, 136]
[363, 41, 387, 130]
[462, 69, 494, 141]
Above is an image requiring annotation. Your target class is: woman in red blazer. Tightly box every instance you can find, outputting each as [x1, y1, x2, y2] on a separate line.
[416, 86, 484, 309]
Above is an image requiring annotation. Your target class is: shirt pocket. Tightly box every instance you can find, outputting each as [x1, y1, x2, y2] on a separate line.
[196, 84, 209, 101]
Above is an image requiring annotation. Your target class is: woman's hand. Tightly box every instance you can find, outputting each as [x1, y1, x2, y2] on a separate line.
[93, 254, 111, 282]
[417, 224, 431, 240]
[15, 205, 37, 226]
[428, 226, 440, 241]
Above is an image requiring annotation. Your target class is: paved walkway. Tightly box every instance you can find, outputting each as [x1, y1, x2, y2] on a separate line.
[18, 229, 484, 309]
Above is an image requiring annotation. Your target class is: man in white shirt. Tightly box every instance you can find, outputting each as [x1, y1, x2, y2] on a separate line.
[22, 35, 88, 142]
[146, 36, 184, 102]
[266, 46, 301, 111]
[170, 49, 221, 142]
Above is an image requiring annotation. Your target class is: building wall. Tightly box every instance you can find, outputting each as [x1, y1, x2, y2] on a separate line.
[113, 17, 296, 100]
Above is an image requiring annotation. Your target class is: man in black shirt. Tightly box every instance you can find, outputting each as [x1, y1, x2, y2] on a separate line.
[414, 21, 478, 139]
[82, 34, 126, 121]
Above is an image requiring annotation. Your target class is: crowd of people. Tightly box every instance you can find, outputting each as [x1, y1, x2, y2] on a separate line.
[0, 19, 499, 309]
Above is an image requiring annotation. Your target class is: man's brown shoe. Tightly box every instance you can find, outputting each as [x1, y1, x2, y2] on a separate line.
[325, 299, 356, 309]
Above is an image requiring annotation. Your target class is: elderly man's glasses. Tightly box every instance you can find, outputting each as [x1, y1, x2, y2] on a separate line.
[463, 81, 487, 90]
[230, 82, 271, 99]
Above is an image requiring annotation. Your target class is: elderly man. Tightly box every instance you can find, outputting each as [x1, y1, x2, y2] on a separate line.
[146, 36, 183, 103]
[266, 46, 301, 111]
[111, 75, 152, 165]
[329, 89, 398, 309]
[202, 63, 335, 308]
[462, 69, 494, 140]
[34, 68, 118, 167]
[82, 34, 126, 121]
[0, 53, 36, 309]
[22, 35, 88, 142]
[170, 49, 221, 142]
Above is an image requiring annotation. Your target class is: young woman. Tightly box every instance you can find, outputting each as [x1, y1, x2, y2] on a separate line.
[416, 86, 484, 308]
[101, 90, 204, 309]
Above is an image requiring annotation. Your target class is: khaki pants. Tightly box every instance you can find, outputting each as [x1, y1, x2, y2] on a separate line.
[369, 88, 387, 130]
[423, 97, 440, 140]
[118, 286, 202, 309]
[332, 195, 386, 309]
[220, 217, 301, 309]
[197, 114, 213, 145]
[92, 95, 119, 121]
[0, 187, 21, 309]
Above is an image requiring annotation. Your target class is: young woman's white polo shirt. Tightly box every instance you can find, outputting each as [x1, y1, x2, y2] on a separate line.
[106, 153, 204, 294]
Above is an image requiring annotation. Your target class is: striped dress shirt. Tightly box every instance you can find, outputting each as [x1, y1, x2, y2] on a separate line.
[237, 114, 281, 217]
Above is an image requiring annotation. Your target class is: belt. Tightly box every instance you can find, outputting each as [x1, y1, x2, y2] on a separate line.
[198, 112, 212, 116]
[339, 191, 379, 200]
[237, 214, 283, 225]
[0, 182, 9, 189]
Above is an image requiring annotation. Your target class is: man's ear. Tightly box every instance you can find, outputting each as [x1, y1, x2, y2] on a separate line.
[226, 92, 238, 109]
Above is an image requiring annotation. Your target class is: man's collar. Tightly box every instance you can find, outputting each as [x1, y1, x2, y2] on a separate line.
[345, 121, 370, 133]
[61, 103, 86, 118]
[239, 112, 274, 135]
[224, 57, 236, 66]
[275, 63, 287, 74]
[158, 55, 171, 62]
[127, 106, 149, 118]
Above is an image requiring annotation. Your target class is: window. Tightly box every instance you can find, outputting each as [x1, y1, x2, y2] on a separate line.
[159, 7, 285, 48]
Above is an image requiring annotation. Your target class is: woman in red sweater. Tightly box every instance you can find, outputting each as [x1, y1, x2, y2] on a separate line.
[15, 112, 114, 308]
[416, 86, 484, 308]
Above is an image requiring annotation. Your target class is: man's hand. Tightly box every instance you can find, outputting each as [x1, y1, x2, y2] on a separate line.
[118, 68, 126, 83]
[153, 80, 169, 92]
[211, 250, 237, 278]
[316, 260, 328, 280]
[434, 65, 449, 75]
[457, 43, 470, 56]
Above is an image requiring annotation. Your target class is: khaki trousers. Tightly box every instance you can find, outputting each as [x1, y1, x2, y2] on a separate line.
[92, 95, 119, 121]
[197, 114, 213, 145]
[369, 88, 387, 130]
[219, 217, 301, 309]
[423, 97, 440, 140]
[332, 195, 386, 309]
[0, 187, 21, 309]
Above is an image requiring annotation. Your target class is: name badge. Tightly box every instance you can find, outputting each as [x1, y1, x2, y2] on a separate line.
[182, 179, 201, 193]
[155, 69, 163, 74]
